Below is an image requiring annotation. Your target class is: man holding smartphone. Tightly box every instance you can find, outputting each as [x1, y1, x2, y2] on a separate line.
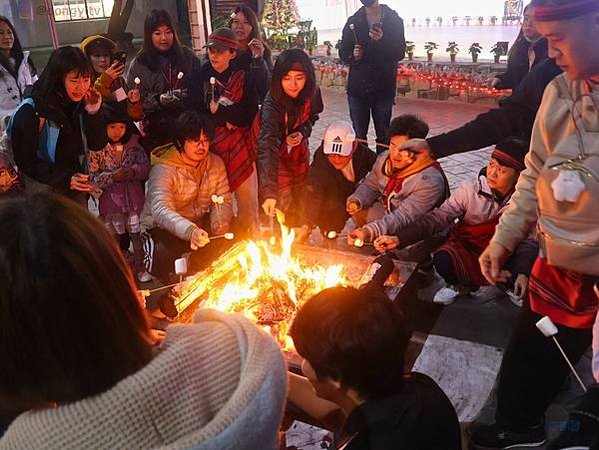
[339, 0, 405, 153]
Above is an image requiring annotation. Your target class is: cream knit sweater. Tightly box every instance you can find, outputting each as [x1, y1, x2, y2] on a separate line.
[0, 309, 287, 450]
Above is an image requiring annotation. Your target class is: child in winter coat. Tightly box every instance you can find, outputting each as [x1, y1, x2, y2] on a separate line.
[375, 137, 538, 306]
[88, 104, 151, 283]
[347, 115, 449, 244]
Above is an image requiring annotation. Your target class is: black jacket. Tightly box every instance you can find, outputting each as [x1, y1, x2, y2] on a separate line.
[193, 63, 259, 128]
[338, 373, 461, 450]
[299, 142, 377, 232]
[257, 89, 324, 202]
[11, 92, 107, 195]
[230, 47, 273, 102]
[428, 58, 563, 159]
[339, 5, 405, 100]
[126, 47, 201, 149]
[495, 36, 549, 90]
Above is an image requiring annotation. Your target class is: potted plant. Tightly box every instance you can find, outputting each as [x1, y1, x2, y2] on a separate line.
[465, 16, 472, 26]
[424, 41, 438, 62]
[490, 43, 504, 63]
[437, 16, 443, 27]
[405, 41, 416, 60]
[469, 42, 483, 62]
[490, 15, 498, 26]
[452, 16, 459, 26]
[425, 17, 431, 27]
[411, 17, 417, 27]
[477, 16, 484, 26]
[446, 41, 459, 63]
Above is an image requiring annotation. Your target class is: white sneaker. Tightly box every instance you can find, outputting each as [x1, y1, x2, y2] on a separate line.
[433, 286, 461, 305]
[137, 270, 153, 283]
[507, 290, 523, 307]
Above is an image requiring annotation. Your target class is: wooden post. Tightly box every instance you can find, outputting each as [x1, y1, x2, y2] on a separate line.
[42, 0, 59, 49]
[187, 0, 212, 54]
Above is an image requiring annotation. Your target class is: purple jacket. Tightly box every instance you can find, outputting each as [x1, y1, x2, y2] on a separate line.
[88, 134, 150, 216]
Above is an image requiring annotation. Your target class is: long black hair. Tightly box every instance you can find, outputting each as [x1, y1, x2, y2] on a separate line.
[136, 9, 184, 71]
[270, 49, 316, 106]
[0, 16, 30, 78]
[0, 193, 153, 411]
[30, 46, 92, 104]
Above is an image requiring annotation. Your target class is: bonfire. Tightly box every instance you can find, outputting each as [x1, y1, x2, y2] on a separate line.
[172, 212, 349, 349]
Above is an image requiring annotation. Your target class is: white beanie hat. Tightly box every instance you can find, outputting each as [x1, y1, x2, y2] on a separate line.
[323, 121, 356, 157]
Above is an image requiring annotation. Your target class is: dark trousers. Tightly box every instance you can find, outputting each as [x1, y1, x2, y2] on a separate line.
[433, 249, 519, 289]
[348, 95, 394, 152]
[495, 305, 592, 431]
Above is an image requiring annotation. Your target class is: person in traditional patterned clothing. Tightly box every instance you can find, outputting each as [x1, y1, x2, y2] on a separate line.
[257, 49, 324, 226]
[375, 137, 538, 306]
[193, 28, 260, 235]
[472, 0, 599, 447]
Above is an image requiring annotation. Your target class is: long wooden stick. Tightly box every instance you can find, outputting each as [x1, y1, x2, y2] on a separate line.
[354, 138, 390, 149]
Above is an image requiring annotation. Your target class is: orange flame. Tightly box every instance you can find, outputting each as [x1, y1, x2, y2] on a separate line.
[175, 213, 347, 349]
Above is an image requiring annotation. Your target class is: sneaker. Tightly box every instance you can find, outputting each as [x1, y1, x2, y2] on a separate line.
[433, 285, 471, 305]
[470, 422, 546, 449]
[507, 290, 524, 308]
[137, 270, 153, 283]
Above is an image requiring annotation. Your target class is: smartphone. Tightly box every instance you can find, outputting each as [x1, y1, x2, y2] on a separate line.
[114, 51, 127, 66]
[371, 22, 382, 32]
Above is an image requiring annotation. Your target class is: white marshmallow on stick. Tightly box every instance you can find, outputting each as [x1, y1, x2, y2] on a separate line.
[349, 23, 358, 45]
[210, 76, 216, 102]
[211, 194, 223, 226]
[175, 257, 188, 276]
[175, 257, 188, 286]
[535, 316, 587, 392]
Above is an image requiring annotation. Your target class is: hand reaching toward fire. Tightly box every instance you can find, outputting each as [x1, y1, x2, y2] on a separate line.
[190, 227, 210, 250]
[374, 235, 399, 253]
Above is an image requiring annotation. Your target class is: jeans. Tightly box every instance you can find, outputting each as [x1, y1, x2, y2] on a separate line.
[496, 305, 592, 431]
[348, 95, 394, 153]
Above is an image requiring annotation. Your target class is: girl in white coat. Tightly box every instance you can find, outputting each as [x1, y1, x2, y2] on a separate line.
[0, 16, 37, 119]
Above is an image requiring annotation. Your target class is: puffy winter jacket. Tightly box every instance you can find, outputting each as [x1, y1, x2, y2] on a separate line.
[141, 144, 232, 241]
[0, 51, 37, 119]
[347, 152, 448, 239]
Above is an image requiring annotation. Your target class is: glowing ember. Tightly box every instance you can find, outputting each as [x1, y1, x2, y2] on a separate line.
[327, 231, 337, 239]
[174, 221, 349, 349]
[354, 238, 364, 248]
[224, 232, 235, 240]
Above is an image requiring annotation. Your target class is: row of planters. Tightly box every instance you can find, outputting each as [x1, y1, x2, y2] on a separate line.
[410, 16, 511, 27]
[407, 41, 507, 63]
[312, 61, 511, 105]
